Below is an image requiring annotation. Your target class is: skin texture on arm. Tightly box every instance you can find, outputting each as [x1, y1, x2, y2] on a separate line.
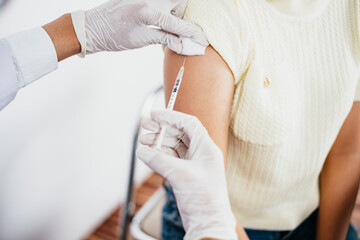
[164, 47, 249, 240]
[317, 102, 360, 240]
[43, 14, 81, 62]
[164, 46, 234, 161]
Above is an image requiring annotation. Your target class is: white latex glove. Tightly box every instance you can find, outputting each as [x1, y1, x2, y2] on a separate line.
[77, 0, 208, 55]
[137, 110, 237, 240]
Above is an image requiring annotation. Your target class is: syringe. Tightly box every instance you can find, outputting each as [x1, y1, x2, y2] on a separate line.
[156, 58, 187, 149]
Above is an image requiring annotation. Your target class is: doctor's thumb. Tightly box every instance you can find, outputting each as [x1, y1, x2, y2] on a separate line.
[136, 146, 180, 178]
[136, 146, 157, 165]
[136, 146, 170, 172]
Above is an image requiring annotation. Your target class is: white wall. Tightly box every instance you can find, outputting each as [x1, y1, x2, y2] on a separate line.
[0, 0, 163, 239]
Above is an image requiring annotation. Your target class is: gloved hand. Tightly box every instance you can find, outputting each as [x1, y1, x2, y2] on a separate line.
[71, 0, 208, 56]
[137, 110, 238, 240]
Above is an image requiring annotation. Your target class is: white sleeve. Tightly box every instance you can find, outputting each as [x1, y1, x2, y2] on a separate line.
[0, 40, 19, 111]
[0, 27, 58, 111]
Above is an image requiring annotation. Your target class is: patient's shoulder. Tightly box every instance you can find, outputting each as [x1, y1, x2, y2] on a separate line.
[184, 0, 237, 21]
[184, 0, 251, 84]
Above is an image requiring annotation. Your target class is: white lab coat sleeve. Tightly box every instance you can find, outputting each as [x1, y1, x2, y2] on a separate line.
[0, 40, 19, 111]
[0, 27, 58, 111]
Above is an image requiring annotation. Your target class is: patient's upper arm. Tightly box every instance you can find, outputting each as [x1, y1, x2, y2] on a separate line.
[163, 46, 234, 161]
[328, 102, 360, 157]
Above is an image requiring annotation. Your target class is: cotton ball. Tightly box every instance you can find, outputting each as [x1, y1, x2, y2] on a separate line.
[180, 37, 207, 56]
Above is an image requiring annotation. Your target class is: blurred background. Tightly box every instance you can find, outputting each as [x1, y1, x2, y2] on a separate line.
[0, 0, 163, 239]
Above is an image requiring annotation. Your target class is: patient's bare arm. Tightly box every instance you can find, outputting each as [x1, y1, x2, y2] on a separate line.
[164, 46, 233, 160]
[317, 102, 360, 240]
[164, 46, 249, 239]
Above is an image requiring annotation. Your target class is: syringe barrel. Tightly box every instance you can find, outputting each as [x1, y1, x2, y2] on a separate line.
[157, 64, 185, 149]
[155, 125, 168, 149]
[167, 66, 184, 110]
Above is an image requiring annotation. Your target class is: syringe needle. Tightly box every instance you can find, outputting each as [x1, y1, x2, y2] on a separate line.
[156, 59, 187, 149]
[182, 58, 187, 67]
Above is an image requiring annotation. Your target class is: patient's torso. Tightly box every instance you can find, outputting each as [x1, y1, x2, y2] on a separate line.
[184, 0, 360, 230]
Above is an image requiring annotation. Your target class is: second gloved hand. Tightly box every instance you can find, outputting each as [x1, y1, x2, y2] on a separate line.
[80, 0, 208, 55]
[137, 110, 237, 240]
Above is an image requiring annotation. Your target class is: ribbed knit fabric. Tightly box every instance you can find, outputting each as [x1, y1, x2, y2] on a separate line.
[266, 0, 330, 17]
[184, 0, 360, 230]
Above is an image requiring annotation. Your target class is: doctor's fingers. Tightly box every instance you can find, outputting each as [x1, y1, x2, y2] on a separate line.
[137, 146, 187, 178]
[158, 146, 179, 158]
[137, 27, 183, 54]
[141, 118, 183, 136]
[169, 0, 186, 18]
[139, 133, 188, 158]
[146, 10, 208, 47]
[139, 123, 190, 148]
[141, 118, 191, 151]
[139, 133, 186, 149]
[152, 110, 206, 141]
[161, 144, 187, 159]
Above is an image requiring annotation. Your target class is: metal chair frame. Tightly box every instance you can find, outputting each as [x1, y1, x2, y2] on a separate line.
[119, 86, 163, 240]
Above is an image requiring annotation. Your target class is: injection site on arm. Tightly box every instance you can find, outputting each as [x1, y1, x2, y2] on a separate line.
[156, 37, 207, 149]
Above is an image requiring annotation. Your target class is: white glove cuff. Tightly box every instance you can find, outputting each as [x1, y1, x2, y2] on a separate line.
[71, 10, 86, 58]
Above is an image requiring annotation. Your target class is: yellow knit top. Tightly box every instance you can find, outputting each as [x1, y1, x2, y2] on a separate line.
[183, 0, 360, 230]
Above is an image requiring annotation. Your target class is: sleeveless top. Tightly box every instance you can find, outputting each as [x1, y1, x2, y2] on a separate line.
[183, 0, 360, 230]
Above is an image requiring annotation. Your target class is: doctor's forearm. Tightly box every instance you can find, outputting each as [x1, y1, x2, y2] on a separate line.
[43, 14, 81, 62]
